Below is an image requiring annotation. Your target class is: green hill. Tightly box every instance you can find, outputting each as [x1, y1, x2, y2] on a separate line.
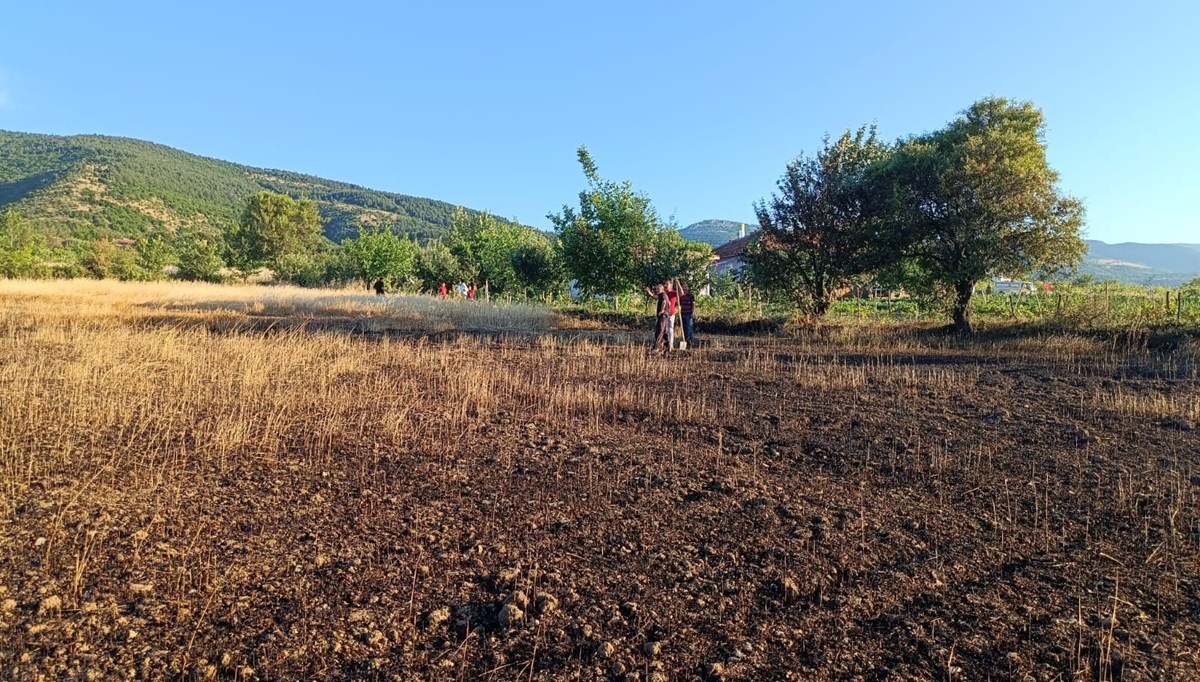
[678, 219, 757, 247]
[0, 130, 495, 245]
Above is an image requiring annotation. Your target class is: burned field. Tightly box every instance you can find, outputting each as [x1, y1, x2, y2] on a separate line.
[1, 293, 1198, 680]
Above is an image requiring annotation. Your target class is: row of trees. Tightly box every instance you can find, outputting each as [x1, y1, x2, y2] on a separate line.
[0, 194, 566, 297]
[743, 97, 1086, 333]
[3, 97, 1090, 333]
[221, 192, 568, 297]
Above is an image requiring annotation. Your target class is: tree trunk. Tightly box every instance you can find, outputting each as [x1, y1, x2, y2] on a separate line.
[952, 280, 974, 334]
[812, 294, 831, 317]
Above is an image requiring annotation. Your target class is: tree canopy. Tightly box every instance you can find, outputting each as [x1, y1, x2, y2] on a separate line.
[743, 125, 890, 315]
[224, 191, 324, 274]
[339, 224, 417, 288]
[550, 145, 709, 304]
[879, 97, 1085, 332]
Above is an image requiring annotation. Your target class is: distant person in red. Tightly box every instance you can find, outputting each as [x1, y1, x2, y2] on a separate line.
[663, 279, 679, 351]
[675, 278, 695, 348]
[438, 282, 448, 299]
[644, 283, 671, 356]
[467, 283, 476, 300]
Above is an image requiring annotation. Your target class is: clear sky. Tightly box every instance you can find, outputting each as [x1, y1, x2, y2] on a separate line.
[2, 1, 1197, 243]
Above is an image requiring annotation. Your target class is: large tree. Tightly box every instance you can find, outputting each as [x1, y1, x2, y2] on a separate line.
[225, 191, 324, 274]
[510, 235, 567, 300]
[548, 146, 662, 305]
[880, 98, 1085, 333]
[340, 224, 417, 288]
[446, 208, 542, 295]
[743, 125, 891, 315]
[0, 210, 43, 278]
[414, 241, 461, 292]
[638, 227, 714, 293]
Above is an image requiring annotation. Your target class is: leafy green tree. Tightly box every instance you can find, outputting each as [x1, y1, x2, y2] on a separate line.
[81, 239, 142, 280]
[549, 146, 662, 305]
[273, 251, 333, 287]
[177, 237, 226, 282]
[414, 241, 461, 292]
[224, 192, 323, 274]
[510, 236, 566, 299]
[340, 224, 417, 288]
[743, 126, 890, 316]
[639, 227, 714, 292]
[709, 270, 740, 299]
[0, 210, 43, 278]
[446, 208, 538, 294]
[879, 98, 1085, 333]
[135, 236, 174, 280]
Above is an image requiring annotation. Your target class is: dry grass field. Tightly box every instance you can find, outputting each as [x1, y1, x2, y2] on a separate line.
[1, 280, 1198, 681]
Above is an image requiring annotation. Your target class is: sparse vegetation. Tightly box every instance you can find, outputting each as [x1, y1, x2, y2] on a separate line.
[1, 280, 1197, 680]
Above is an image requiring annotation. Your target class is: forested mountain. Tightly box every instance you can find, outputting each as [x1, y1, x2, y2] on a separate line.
[0, 130, 498, 244]
[1078, 240, 1200, 286]
[678, 219, 757, 246]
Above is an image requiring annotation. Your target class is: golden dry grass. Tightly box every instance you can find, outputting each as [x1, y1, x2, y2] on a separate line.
[0, 278, 559, 335]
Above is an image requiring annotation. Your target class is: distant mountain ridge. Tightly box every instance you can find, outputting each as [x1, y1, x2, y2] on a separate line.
[678, 219, 757, 246]
[1079, 240, 1200, 286]
[0, 130, 502, 244]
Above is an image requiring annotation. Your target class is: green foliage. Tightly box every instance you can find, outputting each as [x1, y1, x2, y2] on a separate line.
[510, 237, 566, 298]
[273, 251, 334, 287]
[225, 192, 324, 273]
[339, 224, 417, 287]
[448, 208, 552, 295]
[878, 98, 1086, 332]
[550, 146, 686, 304]
[414, 241, 461, 292]
[80, 240, 144, 281]
[176, 236, 226, 282]
[0, 210, 44, 278]
[134, 236, 174, 280]
[709, 270, 741, 299]
[744, 125, 891, 316]
[639, 227, 713, 291]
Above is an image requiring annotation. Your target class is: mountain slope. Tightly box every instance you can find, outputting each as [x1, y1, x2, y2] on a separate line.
[0, 130, 495, 244]
[1079, 240, 1200, 286]
[678, 219, 757, 246]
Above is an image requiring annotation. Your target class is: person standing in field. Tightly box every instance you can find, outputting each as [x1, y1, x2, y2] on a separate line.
[663, 279, 679, 351]
[438, 282, 448, 299]
[675, 278, 695, 348]
[467, 283, 476, 300]
[644, 283, 671, 356]
[455, 281, 468, 298]
[373, 278, 386, 296]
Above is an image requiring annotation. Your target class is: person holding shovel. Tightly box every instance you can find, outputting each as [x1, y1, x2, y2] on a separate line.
[644, 283, 671, 356]
[675, 278, 695, 348]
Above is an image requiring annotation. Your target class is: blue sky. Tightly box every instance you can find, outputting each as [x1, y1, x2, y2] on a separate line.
[2, 0, 1197, 243]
